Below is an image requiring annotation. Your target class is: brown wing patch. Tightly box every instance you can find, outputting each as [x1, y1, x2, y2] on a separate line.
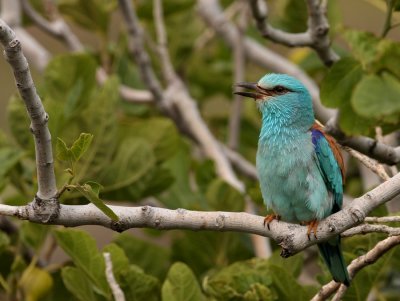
[311, 122, 346, 183]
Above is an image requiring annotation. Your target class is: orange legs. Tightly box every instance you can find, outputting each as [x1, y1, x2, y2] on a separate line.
[305, 220, 319, 240]
[263, 214, 280, 230]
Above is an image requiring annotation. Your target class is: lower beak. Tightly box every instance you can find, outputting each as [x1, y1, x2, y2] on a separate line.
[234, 82, 267, 99]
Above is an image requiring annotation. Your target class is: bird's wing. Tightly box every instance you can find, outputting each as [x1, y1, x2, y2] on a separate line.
[311, 123, 345, 212]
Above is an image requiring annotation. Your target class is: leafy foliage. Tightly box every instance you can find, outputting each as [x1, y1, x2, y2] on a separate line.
[0, 0, 399, 300]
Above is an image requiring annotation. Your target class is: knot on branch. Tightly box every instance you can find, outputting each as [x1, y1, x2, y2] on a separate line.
[348, 206, 365, 224]
[29, 195, 60, 223]
[215, 214, 226, 229]
[110, 221, 127, 233]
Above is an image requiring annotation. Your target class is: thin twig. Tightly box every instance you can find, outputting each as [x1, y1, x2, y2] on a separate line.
[365, 216, 400, 223]
[342, 223, 400, 237]
[343, 146, 390, 181]
[103, 253, 126, 301]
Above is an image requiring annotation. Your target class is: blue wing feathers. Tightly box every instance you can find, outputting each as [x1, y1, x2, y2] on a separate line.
[311, 129, 343, 211]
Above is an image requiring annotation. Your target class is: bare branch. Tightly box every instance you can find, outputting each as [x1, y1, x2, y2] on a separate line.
[118, 0, 244, 191]
[365, 216, 400, 223]
[312, 236, 400, 301]
[153, 0, 177, 84]
[326, 121, 400, 165]
[0, 18, 57, 201]
[103, 253, 125, 301]
[249, 0, 339, 66]
[0, 171, 397, 258]
[227, 1, 247, 150]
[342, 223, 400, 237]
[20, 0, 83, 52]
[343, 146, 390, 181]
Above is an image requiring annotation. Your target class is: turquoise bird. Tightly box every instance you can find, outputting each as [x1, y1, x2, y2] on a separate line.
[235, 73, 350, 286]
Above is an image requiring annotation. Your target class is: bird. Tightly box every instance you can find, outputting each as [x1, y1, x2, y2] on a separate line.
[234, 73, 350, 286]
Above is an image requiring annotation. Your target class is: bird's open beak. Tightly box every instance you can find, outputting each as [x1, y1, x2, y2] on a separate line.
[234, 82, 271, 100]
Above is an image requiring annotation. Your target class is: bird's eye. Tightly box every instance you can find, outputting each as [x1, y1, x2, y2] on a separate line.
[274, 86, 286, 93]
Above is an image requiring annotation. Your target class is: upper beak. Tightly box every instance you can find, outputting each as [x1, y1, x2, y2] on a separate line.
[234, 82, 270, 99]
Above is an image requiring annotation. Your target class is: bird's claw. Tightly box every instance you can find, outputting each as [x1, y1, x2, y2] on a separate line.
[263, 214, 280, 230]
[305, 220, 319, 240]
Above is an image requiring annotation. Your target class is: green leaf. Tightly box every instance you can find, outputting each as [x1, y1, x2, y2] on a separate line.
[172, 231, 254, 277]
[203, 258, 275, 301]
[72, 183, 118, 221]
[0, 231, 10, 253]
[162, 262, 205, 301]
[61, 267, 96, 301]
[320, 57, 364, 108]
[20, 222, 49, 251]
[320, 57, 375, 135]
[206, 179, 244, 211]
[343, 30, 381, 70]
[56, 138, 71, 162]
[54, 229, 110, 298]
[102, 243, 160, 300]
[70, 133, 94, 162]
[352, 72, 400, 120]
[114, 233, 170, 279]
[7, 94, 32, 150]
[0, 147, 25, 191]
[58, 0, 116, 34]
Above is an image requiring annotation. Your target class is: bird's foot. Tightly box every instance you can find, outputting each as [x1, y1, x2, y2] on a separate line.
[305, 220, 319, 240]
[263, 214, 280, 230]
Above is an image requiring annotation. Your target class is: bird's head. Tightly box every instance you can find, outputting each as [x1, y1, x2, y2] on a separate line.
[234, 73, 314, 130]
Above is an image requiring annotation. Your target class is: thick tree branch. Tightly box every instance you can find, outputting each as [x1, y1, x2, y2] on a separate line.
[0, 172, 398, 257]
[0, 18, 57, 203]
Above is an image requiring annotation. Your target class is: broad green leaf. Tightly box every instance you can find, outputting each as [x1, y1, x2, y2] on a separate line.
[103, 243, 160, 300]
[203, 258, 275, 301]
[162, 262, 205, 301]
[120, 265, 160, 301]
[56, 138, 71, 162]
[72, 183, 119, 221]
[120, 118, 180, 162]
[267, 250, 304, 279]
[320, 57, 363, 108]
[42, 270, 76, 301]
[0, 231, 10, 253]
[61, 267, 96, 301]
[20, 266, 53, 301]
[0, 147, 25, 191]
[44, 54, 97, 136]
[206, 179, 244, 211]
[343, 30, 380, 70]
[20, 222, 49, 251]
[58, 0, 116, 34]
[272, 0, 308, 33]
[268, 265, 315, 301]
[352, 72, 400, 120]
[54, 229, 110, 298]
[172, 231, 253, 277]
[114, 233, 170, 279]
[102, 243, 130, 277]
[70, 133, 93, 162]
[6, 94, 32, 150]
[320, 57, 375, 135]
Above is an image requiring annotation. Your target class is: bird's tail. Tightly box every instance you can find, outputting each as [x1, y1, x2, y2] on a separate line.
[317, 236, 350, 286]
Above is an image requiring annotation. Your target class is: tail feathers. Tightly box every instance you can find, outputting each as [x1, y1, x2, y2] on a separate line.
[318, 236, 350, 286]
